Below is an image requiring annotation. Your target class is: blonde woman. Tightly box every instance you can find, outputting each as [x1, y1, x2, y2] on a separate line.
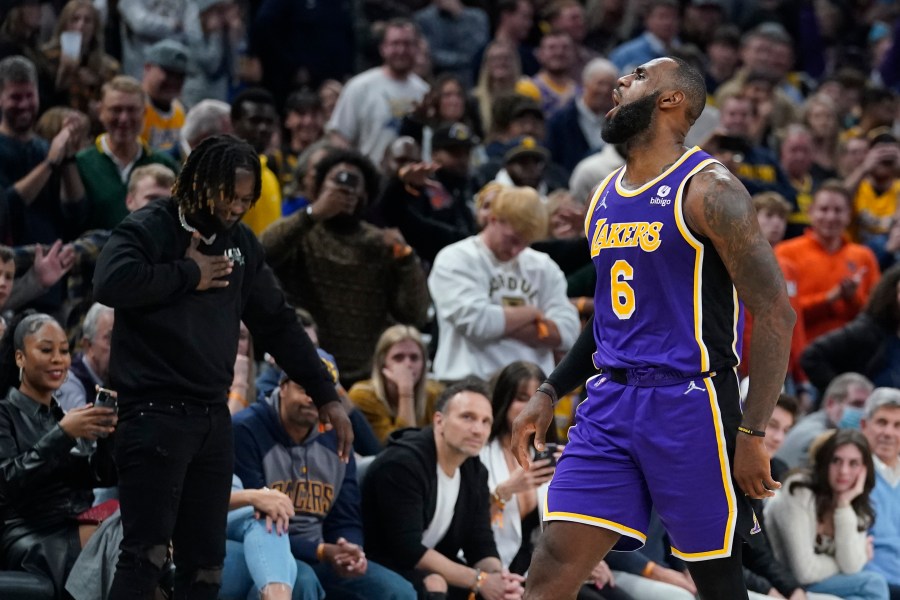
[348, 325, 443, 443]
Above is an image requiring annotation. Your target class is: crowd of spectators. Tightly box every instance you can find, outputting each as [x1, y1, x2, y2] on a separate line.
[0, 0, 899, 598]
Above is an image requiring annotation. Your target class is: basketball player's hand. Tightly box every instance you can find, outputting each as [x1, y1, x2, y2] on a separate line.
[511, 388, 555, 470]
[59, 404, 118, 441]
[319, 401, 354, 463]
[186, 236, 232, 290]
[252, 487, 295, 535]
[478, 570, 524, 600]
[734, 434, 780, 499]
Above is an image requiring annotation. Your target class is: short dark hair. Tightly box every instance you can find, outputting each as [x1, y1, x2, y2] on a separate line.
[0, 55, 37, 92]
[0, 245, 14, 263]
[435, 377, 490, 414]
[860, 86, 896, 111]
[231, 87, 276, 122]
[284, 89, 322, 116]
[669, 56, 707, 126]
[312, 148, 381, 208]
[813, 179, 852, 207]
[489, 361, 547, 441]
[172, 134, 262, 214]
[775, 394, 800, 421]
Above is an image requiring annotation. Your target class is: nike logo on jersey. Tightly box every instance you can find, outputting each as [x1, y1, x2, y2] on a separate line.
[684, 380, 705, 395]
[590, 218, 663, 257]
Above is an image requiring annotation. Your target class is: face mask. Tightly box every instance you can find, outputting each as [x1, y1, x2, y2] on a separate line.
[838, 406, 864, 429]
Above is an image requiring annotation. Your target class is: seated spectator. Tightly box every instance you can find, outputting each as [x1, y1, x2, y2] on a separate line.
[76, 75, 179, 230]
[380, 123, 478, 264]
[482, 95, 545, 162]
[41, 0, 120, 134]
[56, 302, 113, 411]
[801, 94, 841, 179]
[777, 373, 873, 468]
[860, 388, 900, 599]
[362, 379, 525, 599]
[139, 39, 188, 154]
[775, 181, 881, 346]
[567, 143, 625, 203]
[765, 430, 890, 599]
[349, 324, 442, 444]
[233, 372, 416, 600]
[802, 264, 900, 392]
[282, 140, 336, 218]
[261, 148, 429, 386]
[544, 57, 616, 177]
[429, 186, 579, 381]
[0, 313, 117, 597]
[480, 361, 557, 574]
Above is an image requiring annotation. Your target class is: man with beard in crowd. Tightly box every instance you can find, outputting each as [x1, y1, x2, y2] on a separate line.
[511, 57, 796, 600]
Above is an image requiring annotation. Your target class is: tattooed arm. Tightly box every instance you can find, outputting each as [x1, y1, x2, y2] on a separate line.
[683, 163, 796, 499]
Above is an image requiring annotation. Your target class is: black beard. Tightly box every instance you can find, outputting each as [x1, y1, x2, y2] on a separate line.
[601, 92, 659, 145]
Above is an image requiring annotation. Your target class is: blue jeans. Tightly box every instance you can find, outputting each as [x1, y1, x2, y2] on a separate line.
[806, 571, 890, 600]
[311, 560, 417, 600]
[220, 506, 324, 600]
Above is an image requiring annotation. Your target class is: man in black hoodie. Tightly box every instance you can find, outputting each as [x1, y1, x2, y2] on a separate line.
[94, 134, 352, 600]
[362, 378, 525, 600]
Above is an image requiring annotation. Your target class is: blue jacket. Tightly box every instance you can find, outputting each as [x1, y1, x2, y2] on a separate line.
[866, 466, 900, 585]
[545, 100, 596, 176]
[233, 391, 362, 563]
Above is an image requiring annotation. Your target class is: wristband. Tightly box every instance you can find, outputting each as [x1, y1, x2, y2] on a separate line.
[490, 489, 507, 510]
[642, 561, 656, 578]
[316, 543, 326, 562]
[228, 390, 248, 407]
[737, 425, 766, 438]
[536, 381, 558, 406]
[392, 243, 413, 259]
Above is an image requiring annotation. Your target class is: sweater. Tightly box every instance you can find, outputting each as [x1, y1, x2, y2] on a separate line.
[260, 211, 429, 386]
[361, 426, 499, 572]
[76, 137, 180, 230]
[93, 197, 338, 407]
[764, 473, 869, 585]
[233, 391, 361, 563]
[428, 235, 580, 381]
[347, 379, 442, 444]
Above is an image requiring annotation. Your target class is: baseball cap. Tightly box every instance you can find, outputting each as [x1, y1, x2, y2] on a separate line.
[510, 98, 545, 121]
[504, 136, 550, 163]
[432, 123, 478, 151]
[145, 39, 189, 74]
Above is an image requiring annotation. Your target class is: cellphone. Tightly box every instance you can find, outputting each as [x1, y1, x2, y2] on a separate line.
[334, 170, 359, 188]
[533, 443, 559, 467]
[94, 387, 117, 438]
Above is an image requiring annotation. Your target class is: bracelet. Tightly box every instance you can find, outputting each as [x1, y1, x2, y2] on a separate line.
[536, 381, 558, 406]
[642, 561, 656, 578]
[471, 569, 486, 591]
[535, 317, 549, 339]
[737, 425, 766, 438]
[316, 543, 326, 562]
[228, 390, 248, 407]
[576, 296, 587, 314]
[490, 489, 506, 510]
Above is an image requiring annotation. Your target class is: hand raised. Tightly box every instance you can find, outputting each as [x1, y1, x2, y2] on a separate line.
[511, 388, 555, 470]
[185, 236, 232, 290]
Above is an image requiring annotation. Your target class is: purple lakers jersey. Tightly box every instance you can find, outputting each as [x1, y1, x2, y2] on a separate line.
[584, 146, 743, 374]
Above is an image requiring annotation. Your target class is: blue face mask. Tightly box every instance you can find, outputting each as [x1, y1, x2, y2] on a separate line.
[839, 406, 864, 429]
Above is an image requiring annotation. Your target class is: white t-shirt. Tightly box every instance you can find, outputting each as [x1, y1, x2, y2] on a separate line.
[326, 67, 428, 162]
[421, 465, 461, 549]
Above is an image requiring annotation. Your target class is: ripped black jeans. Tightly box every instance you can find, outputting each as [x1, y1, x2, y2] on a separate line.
[108, 400, 233, 600]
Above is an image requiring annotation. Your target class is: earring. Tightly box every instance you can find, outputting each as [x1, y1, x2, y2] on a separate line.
[18, 366, 22, 381]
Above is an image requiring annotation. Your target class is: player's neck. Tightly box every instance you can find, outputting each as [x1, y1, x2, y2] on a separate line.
[622, 138, 686, 188]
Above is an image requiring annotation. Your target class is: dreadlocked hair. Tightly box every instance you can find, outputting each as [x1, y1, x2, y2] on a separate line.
[172, 134, 262, 215]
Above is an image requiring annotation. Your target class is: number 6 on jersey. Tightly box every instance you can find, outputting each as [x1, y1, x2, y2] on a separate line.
[610, 259, 635, 319]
